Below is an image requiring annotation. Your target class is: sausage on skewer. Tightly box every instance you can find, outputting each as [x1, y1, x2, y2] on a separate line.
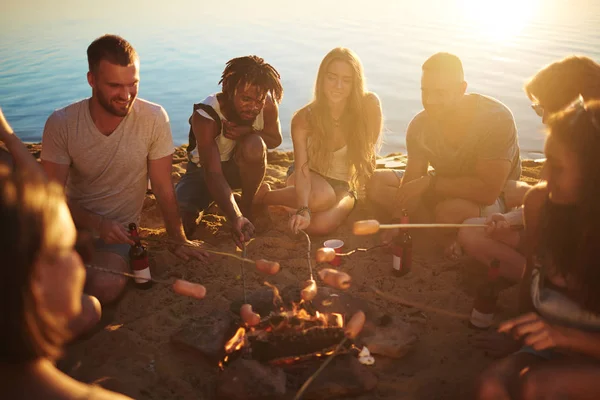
[255, 259, 281, 275]
[240, 304, 261, 326]
[318, 268, 351, 290]
[172, 279, 207, 300]
[301, 279, 318, 301]
[345, 310, 366, 339]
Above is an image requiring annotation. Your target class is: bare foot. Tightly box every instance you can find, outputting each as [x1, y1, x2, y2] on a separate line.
[473, 331, 520, 358]
[253, 182, 271, 205]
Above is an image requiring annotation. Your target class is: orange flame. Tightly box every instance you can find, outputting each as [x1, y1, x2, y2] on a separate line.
[224, 327, 246, 353]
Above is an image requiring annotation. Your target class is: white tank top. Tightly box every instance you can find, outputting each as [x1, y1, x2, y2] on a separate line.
[189, 94, 265, 164]
[308, 140, 352, 182]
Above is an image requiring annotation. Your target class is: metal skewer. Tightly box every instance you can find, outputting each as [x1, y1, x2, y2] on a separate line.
[85, 264, 171, 285]
[139, 236, 257, 265]
[241, 243, 247, 303]
[300, 229, 313, 280]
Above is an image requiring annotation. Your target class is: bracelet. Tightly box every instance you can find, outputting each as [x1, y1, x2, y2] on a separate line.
[296, 206, 311, 218]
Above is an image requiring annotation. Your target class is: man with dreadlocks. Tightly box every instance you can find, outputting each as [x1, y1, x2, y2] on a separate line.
[176, 55, 283, 247]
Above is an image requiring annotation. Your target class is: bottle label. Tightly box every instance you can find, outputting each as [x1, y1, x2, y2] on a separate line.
[470, 308, 494, 328]
[393, 254, 402, 271]
[131, 257, 151, 284]
[133, 266, 152, 284]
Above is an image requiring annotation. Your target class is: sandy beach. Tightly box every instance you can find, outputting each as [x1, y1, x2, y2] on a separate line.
[36, 143, 542, 400]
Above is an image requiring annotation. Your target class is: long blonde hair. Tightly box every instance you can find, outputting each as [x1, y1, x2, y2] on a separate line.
[305, 47, 381, 188]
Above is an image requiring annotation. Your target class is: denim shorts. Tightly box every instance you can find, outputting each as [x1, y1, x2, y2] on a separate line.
[93, 239, 130, 263]
[287, 163, 352, 194]
[175, 160, 242, 215]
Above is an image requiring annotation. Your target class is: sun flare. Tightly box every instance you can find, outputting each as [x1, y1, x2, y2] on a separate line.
[459, 0, 539, 42]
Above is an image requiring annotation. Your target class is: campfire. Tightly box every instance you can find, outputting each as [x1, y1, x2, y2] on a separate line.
[221, 287, 351, 368]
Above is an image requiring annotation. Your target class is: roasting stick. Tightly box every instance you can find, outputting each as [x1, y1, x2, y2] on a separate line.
[241, 243, 248, 303]
[299, 230, 319, 302]
[140, 236, 254, 263]
[84, 264, 206, 300]
[294, 311, 366, 400]
[139, 236, 280, 274]
[370, 286, 470, 320]
[353, 219, 525, 236]
[316, 244, 387, 263]
[299, 229, 314, 280]
[353, 219, 487, 235]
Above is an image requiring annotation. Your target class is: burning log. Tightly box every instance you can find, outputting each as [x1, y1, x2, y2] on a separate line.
[250, 327, 349, 364]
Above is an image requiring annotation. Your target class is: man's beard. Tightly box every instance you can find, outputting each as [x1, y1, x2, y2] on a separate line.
[97, 91, 134, 117]
[225, 97, 254, 125]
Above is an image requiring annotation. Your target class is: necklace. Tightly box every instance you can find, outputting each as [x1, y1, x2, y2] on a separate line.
[332, 115, 342, 128]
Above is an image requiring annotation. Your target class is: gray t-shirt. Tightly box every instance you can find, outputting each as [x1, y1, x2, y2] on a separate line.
[406, 93, 521, 181]
[41, 98, 174, 225]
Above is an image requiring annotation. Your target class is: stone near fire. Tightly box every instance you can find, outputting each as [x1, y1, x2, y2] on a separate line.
[216, 358, 286, 400]
[170, 310, 236, 364]
[361, 315, 418, 359]
[286, 354, 377, 399]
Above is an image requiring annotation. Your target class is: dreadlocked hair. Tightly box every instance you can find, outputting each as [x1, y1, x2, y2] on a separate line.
[219, 56, 283, 103]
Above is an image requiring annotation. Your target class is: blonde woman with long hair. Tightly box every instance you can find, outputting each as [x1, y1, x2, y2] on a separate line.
[255, 47, 382, 235]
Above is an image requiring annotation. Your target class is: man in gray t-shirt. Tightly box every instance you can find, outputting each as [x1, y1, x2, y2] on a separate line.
[368, 52, 521, 246]
[41, 35, 208, 305]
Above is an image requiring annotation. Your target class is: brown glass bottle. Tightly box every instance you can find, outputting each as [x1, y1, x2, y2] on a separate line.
[128, 223, 152, 290]
[469, 259, 501, 329]
[391, 210, 412, 277]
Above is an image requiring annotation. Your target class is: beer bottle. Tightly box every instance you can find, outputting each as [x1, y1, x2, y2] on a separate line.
[391, 209, 412, 277]
[128, 223, 152, 289]
[469, 259, 501, 329]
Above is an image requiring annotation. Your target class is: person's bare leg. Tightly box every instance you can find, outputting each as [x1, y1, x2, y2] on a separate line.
[67, 294, 102, 340]
[255, 171, 338, 212]
[503, 180, 532, 210]
[235, 133, 267, 221]
[433, 198, 481, 257]
[305, 191, 356, 236]
[366, 169, 402, 217]
[459, 217, 524, 281]
[84, 252, 128, 305]
[475, 352, 545, 400]
[520, 362, 600, 400]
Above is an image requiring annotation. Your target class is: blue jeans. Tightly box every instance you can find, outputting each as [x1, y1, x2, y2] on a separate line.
[94, 239, 130, 263]
[175, 160, 242, 216]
